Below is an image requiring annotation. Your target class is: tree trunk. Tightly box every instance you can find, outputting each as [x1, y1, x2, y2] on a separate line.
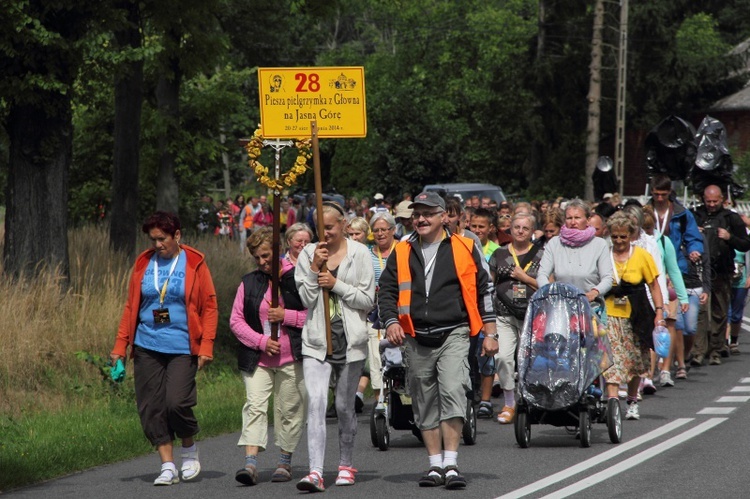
[584, 0, 605, 201]
[155, 63, 181, 214]
[110, 0, 144, 256]
[3, 103, 71, 283]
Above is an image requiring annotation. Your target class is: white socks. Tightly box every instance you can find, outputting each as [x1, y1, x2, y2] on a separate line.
[504, 389, 515, 408]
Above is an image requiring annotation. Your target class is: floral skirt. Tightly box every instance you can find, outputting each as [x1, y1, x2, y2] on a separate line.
[604, 316, 649, 385]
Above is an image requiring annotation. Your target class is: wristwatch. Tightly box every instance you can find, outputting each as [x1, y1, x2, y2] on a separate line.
[484, 333, 499, 340]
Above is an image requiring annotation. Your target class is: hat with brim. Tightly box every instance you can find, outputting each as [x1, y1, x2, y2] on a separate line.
[409, 191, 445, 210]
[394, 200, 413, 219]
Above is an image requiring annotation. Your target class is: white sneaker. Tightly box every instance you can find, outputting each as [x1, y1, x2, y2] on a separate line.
[659, 370, 674, 387]
[181, 445, 201, 481]
[154, 463, 180, 486]
[625, 403, 640, 420]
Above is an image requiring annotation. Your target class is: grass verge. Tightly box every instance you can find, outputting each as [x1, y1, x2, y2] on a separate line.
[0, 365, 245, 492]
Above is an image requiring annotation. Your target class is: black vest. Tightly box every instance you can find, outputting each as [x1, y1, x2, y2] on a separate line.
[237, 269, 305, 374]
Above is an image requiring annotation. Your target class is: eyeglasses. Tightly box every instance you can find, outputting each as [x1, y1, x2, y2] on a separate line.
[610, 234, 630, 240]
[411, 210, 443, 220]
[372, 228, 393, 234]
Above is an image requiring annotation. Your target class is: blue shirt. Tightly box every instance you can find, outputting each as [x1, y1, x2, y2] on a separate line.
[135, 251, 190, 354]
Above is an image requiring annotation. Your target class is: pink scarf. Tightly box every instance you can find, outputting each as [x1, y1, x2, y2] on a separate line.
[559, 225, 596, 247]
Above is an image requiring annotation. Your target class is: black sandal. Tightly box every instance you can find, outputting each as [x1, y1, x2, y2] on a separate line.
[444, 465, 467, 490]
[418, 466, 444, 487]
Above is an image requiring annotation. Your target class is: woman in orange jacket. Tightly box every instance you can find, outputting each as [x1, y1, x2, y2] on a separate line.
[111, 211, 218, 486]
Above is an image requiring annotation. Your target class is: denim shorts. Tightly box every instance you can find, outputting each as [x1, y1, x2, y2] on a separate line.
[729, 287, 749, 324]
[675, 289, 701, 336]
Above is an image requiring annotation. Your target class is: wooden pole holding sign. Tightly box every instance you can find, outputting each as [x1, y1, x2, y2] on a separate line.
[262, 138, 293, 341]
[311, 120, 333, 356]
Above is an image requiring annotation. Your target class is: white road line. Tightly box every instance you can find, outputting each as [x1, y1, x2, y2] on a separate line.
[697, 407, 736, 415]
[496, 418, 693, 499]
[729, 386, 750, 392]
[716, 395, 750, 403]
[740, 377, 750, 384]
[537, 418, 726, 499]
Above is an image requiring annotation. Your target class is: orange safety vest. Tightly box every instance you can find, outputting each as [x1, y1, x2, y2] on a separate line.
[242, 205, 254, 230]
[395, 234, 484, 337]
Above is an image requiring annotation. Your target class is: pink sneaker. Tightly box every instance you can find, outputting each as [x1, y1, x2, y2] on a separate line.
[296, 470, 325, 492]
[335, 466, 357, 486]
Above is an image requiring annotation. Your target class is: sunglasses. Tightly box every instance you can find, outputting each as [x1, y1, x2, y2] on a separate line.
[610, 234, 630, 240]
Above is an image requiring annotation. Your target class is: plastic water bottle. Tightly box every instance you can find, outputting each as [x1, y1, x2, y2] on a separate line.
[653, 325, 671, 358]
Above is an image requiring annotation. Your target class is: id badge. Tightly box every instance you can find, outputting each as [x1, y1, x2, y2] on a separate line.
[512, 284, 527, 300]
[614, 296, 628, 306]
[153, 308, 171, 324]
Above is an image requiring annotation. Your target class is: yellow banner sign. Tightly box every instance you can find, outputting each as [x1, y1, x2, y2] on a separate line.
[258, 67, 367, 138]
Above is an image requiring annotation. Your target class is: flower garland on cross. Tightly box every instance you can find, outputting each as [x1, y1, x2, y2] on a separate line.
[245, 125, 312, 192]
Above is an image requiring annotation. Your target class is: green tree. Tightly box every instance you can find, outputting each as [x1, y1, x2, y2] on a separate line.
[0, 1, 103, 280]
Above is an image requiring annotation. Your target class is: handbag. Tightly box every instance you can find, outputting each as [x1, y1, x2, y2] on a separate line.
[494, 244, 541, 320]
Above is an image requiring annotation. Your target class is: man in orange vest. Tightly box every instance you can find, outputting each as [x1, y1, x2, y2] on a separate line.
[378, 191, 497, 490]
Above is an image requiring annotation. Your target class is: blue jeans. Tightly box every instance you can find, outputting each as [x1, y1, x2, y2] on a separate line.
[729, 286, 749, 324]
[675, 289, 701, 336]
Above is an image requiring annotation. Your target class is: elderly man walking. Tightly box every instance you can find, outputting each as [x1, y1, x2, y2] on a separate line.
[378, 191, 497, 490]
[691, 185, 750, 365]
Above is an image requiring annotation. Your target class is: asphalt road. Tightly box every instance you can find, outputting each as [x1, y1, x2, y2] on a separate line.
[6, 320, 750, 498]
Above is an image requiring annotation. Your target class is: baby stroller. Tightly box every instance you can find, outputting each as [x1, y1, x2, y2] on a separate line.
[370, 339, 477, 450]
[514, 283, 621, 448]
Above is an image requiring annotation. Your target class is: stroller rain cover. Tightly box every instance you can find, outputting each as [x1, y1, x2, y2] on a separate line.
[517, 283, 613, 411]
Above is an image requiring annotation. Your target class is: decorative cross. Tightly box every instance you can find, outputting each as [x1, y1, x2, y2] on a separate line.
[263, 138, 294, 192]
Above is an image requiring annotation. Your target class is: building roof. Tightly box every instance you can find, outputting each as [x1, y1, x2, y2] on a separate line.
[709, 38, 750, 112]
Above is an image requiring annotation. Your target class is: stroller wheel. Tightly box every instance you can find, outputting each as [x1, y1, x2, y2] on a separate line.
[375, 414, 390, 451]
[579, 409, 592, 448]
[607, 398, 623, 443]
[515, 410, 530, 448]
[369, 407, 379, 447]
[462, 400, 477, 445]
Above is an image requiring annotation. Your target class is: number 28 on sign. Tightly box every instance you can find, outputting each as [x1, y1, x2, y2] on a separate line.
[258, 67, 367, 139]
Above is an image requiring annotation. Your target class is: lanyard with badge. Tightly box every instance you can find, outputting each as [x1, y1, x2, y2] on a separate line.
[508, 244, 533, 300]
[610, 246, 633, 306]
[654, 207, 670, 235]
[376, 241, 396, 271]
[152, 251, 180, 324]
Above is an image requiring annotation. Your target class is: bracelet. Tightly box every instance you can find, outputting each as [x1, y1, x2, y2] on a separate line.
[484, 333, 499, 340]
[655, 306, 663, 309]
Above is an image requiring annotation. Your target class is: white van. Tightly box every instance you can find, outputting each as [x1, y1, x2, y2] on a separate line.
[423, 183, 506, 205]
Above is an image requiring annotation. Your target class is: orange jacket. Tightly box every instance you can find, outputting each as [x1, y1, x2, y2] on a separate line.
[395, 235, 484, 336]
[242, 205, 254, 230]
[112, 244, 218, 358]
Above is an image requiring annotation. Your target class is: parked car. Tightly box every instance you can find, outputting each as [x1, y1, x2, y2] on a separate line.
[423, 183, 507, 205]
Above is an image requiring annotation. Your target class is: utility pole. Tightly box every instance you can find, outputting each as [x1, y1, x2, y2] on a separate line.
[584, 0, 605, 201]
[614, 0, 629, 196]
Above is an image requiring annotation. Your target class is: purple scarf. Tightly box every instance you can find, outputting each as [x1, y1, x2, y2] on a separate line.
[559, 225, 596, 247]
